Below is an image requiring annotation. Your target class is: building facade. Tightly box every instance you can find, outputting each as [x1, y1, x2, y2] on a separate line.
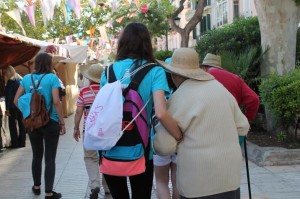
[156, 0, 257, 51]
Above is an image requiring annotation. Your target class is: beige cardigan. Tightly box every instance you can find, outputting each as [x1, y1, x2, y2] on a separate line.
[154, 79, 249, 198]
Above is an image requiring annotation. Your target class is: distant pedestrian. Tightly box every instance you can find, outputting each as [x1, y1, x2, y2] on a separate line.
[2, 66, 26, 148]
[73, 63, 110, 199]
[201, 53, 259, 143]
[154, 48, 250, 199]
[52, 68, 66, 101]
[14, 52, 66, 199]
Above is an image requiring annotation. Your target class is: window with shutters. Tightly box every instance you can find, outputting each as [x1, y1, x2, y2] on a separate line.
[216, 0, 228, 27]
[233, 0, 239, 19]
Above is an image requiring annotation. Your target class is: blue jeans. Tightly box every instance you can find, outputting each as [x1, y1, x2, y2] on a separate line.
[28, 120, 60, 193]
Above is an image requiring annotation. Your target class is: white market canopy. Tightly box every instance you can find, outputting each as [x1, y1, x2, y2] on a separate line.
[0, 32, 88, 68]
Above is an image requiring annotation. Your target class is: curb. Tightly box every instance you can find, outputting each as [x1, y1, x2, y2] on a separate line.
[244, 141, 300, 166]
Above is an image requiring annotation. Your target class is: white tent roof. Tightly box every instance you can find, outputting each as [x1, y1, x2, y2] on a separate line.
[12, 33, 88, 63]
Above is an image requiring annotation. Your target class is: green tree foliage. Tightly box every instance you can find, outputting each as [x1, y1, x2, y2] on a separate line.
[0, 0, 173, 41]
[154, 50, 173, 61]
[0, 0, 110, 40]
[220, 46, 263, 91]
[259, 69, 300, 135]
[108, 0, 174, 38]
[195, 17, 261, 62]
[196, 17, 262, 92]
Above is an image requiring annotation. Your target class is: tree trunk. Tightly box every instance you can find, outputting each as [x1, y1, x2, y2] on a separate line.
[180, 32, 189, 47]
[255, 0, 300, 132]
[254, 0, 299, 76]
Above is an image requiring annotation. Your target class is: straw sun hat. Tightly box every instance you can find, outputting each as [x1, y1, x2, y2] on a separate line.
[80, 63, 104, 83]
[158, 48, 214, 81]
[202, 53, 222, 69]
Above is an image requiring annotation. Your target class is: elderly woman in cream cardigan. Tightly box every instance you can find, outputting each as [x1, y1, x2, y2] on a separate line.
[155, 48, 250, 199]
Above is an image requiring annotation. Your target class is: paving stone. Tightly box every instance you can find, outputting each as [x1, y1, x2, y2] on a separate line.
[0, 114, 299, 198]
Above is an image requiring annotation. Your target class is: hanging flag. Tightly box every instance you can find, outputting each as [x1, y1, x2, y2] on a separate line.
[25, 3, 36, 26]
[128, 11, 136, 18]
[134, 0, 140, 8]
[98, 26, 108, 42]
[67, 0, 81, 19]
[105, 20, 113, 28]
[25, 0, 33, 6]
[89, 0, 97, 8]
[124, 0, 130, 6]
[39, 0, 56, 21]
[116, 16, 124, 23]
[111, 2, 117, 12]
[90, 27, 95, 37]
[65, 35, 73, 44]
[6, 9, 26, 35]
[63, 3, 72, 23]
[15, 1, 26, 13]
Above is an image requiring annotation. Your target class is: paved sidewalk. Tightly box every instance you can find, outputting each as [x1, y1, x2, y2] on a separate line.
[0, 114, 300, 199]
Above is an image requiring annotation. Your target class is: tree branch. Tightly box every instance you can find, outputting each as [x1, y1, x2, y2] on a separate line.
[168, 0, 186, 34]
[185, 0, 205, 33]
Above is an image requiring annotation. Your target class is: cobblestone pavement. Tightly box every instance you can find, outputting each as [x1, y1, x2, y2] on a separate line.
[1, 114, 300, 199]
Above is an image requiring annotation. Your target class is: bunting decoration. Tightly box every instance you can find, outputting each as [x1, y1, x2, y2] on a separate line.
[98, 26, 108, 42]
[116, 16, 124, 23]
[67, 0, 81, 19]
[128, 11, 136, 18]
[89, 0, 97, 8]
[63, 3, 72, 23]
[25, 3, 36, 26]
[40, 0, 56, 26]
[111, 2, 117, 12]
[65, 35, 73, 44]
[25, 0, 33, 6]
[6, 9, 26, 35]
[134, 0, 140, 8]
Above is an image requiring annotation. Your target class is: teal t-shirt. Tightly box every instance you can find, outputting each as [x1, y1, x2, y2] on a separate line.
[20, 73, 61, 122]
[100, 58, 170, 121]
[100, 59, 170, 160]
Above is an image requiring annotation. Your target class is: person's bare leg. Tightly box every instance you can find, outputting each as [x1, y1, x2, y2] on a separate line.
[154, 164, 171, 199]
[170, 162, 179, 199]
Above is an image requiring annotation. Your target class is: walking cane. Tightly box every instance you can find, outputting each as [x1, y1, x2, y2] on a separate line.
[244, 137, 252, 199]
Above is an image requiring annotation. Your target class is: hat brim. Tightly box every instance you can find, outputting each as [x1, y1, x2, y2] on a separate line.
[201, 63, 222, 69]
[80, 65, 101, 83]
[157, 60, 214, 81]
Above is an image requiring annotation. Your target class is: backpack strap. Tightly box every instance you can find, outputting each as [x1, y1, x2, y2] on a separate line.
[105, 64, 116, 83]
[30, 74, 52, 114]
[31, 74, 47, 92]
[123, 63, 157, 95]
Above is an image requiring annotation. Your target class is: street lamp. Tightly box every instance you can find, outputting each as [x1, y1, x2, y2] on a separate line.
[174, 16, 181, 26]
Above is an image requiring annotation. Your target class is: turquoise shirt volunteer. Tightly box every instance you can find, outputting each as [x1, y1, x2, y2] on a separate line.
[20, 73, 61, 122]
[100, 59, 170, 160]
